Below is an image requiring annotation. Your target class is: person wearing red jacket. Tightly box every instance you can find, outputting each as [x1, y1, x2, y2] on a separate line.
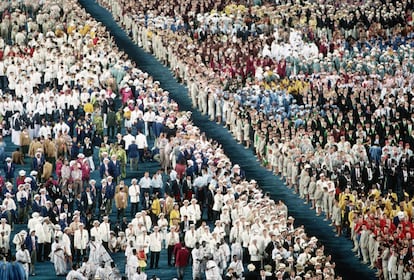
[174, 242, 190, 280]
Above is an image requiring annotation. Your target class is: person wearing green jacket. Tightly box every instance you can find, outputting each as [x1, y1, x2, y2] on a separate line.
[115, 108, 123, 135]
[93, 113, 104, 139]
[116, 145, 127, 179]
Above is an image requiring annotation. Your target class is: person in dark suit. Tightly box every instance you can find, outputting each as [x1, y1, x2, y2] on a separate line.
[224, 267, 238, 280]
[25, 229, 39, 276]
[193, 160, 204, 177]
[179, 215, 194, 236]
[81, 185, 96, 215]
[97, 183, 109, 216]
[31, 194, 42, 213]
[141, 191, 152, 211]
[108, 155, 121, 180]
[73, 193, 85, 215]
[44, 177, 61, 202]
[99, 158, 110, 179]
[397, 164, 410, 201]
[115, 134, 125, 150]
[206, 185, 215, 221]
[32, 152, 45, 181]
[41, 201, 56, 225]
[264, 233, 277, 267]
[3, 157, 15, 182]
[128, 140, 139, 171]
[350, 162, 364, 191]
[106, 107, 116, 139]
[243, 264, 259, 280]
[259, 268, 276, 280]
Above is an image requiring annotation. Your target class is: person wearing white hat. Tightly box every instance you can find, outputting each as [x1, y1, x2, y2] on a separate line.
[0, 223, 10, 260]
[231, 164, 245, 180]
[99, 216, 111, 250]
[3, 156, 15, 182]
[16, 242, 31, 279]
[32, 214, 46, 263]
[165, 226, 180, 266]
[31, 194, 42, 214]
[16, 183, 29, 223]
[128, 178, 140, 218]
[248, 238, 263, 272]
[0, 218, 11, 241]
[212, 188, 224, 221]
[74, 223, 89, 263]
[244, 263, 257, 279]
[149, 226, 162, 269]
[108, 230, 120, 253]
[190, 198, 201, 225]
[43, 216, 55, 262]
[298, 164, 311, 201]
[2, 192, 17, 227]
[13, 230, 27, 251]
[180, 200, 192, 222]
[32, 152, 45, 182]
[50, 234, 67, 276]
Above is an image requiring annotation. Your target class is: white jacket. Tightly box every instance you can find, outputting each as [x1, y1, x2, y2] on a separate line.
[74, 229, 89, 250]
[42, 223, 55, 243]
[0, 223, 11, 237]
[90, 227, 102, 242]
[35, 222, 46, 243]
[184, 229, 198, 248]
[62, 233, 72, 256]
[99, 222, 111, 242]
[212, 194, 223, 212]
[135, 233, 149, 254]
[180, 206, 194, 221]
[190, 203, 201, 222]
[165, 231, 180, 248]
[128, 184, 140, 203]
[148, 231, 162, 252]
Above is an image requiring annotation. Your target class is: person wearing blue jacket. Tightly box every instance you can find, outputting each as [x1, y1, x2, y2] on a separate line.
[3, 157, 15, 183]
[24, 229, 38, 276]
[128, 140, 139, 171]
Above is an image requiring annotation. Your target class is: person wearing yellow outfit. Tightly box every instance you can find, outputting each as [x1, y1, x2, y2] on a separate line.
[79, 24, 91, 37]
[83, 100, 94, 115]
[67, 23, 77, 35]
[400, 193, 414, 218]
[338, 187, 356, 208]
[169, 203, 180, 227]
[151, 195, 161, 224]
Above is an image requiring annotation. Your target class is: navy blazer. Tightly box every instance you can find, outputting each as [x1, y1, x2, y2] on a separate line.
[3, 163, 15, 179]
[99, 163, 108, 179]
[32, 157, 45, 172]
[25, 234, 39, 253]
[128, 143, 139, 158]
[81, 191, 96, 207]
[108, 160, 120, 178]
[32, 201, 42, 214]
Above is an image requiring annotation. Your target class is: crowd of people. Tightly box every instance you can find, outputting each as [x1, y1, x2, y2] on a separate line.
[0, 1, 344, 280]
[98, 0, 414, 279]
